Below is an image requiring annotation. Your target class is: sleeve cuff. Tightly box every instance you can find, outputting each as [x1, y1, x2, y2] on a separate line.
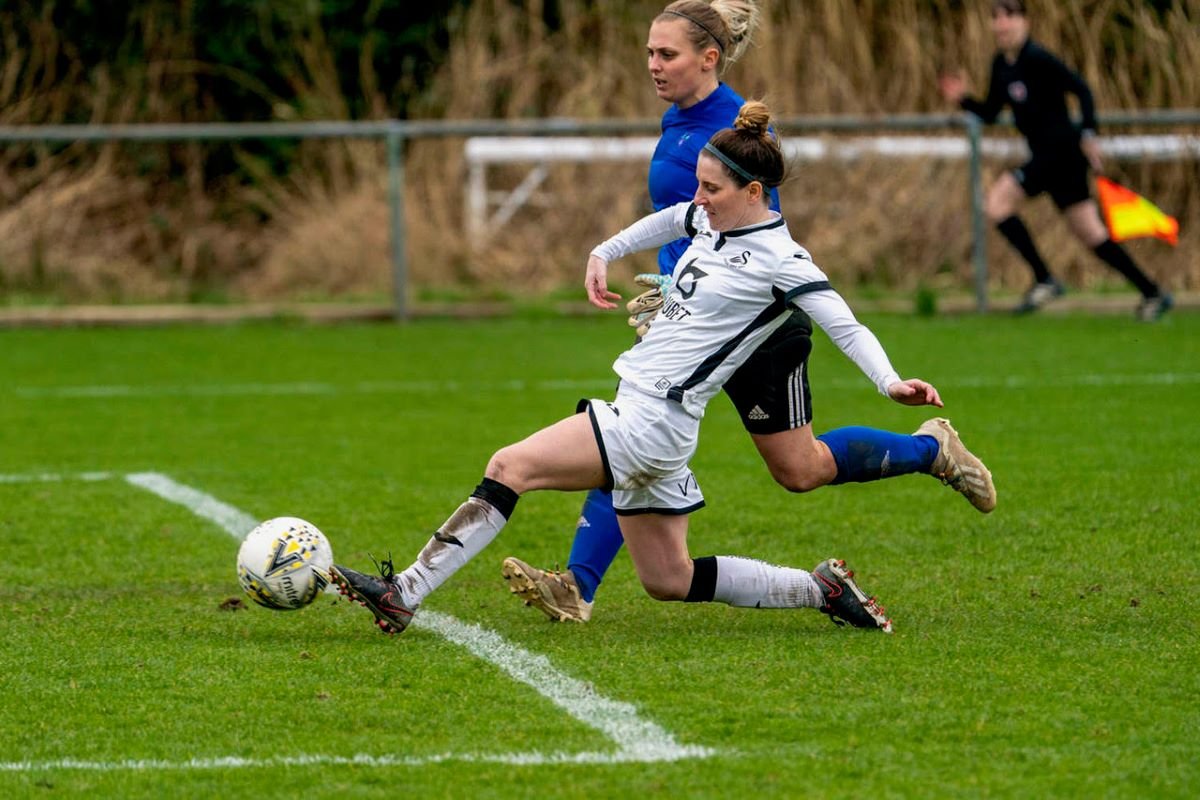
[877, 373, 902, 396]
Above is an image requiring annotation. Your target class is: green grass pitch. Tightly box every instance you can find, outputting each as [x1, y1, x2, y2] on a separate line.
[1, 310, 1197, 797]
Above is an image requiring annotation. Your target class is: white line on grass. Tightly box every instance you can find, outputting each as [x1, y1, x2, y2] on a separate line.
[11, 371, 1200, 400]
[12, 378, 615, 398]
[0, 747, 712, 772]
[0, 470, 708, 774]
[415, 610, 709, 764]
[124, 471, 260, 537]
[0, 471, 113, 483]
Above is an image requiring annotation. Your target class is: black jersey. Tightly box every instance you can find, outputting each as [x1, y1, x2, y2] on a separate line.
[960, 38, 1097, 155]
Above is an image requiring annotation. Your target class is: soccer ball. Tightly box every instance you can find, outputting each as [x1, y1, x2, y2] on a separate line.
[236, 517, 334, 610]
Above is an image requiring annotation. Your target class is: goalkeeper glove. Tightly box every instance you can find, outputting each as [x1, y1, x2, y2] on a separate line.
[626, 273, 673, 337]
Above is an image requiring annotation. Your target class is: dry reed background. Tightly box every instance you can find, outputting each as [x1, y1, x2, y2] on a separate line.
[1, 0, 1197, 305]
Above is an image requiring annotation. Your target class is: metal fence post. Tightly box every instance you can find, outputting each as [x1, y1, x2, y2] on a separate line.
[387, 125, 409, 321]
[966, 114, 989, 313]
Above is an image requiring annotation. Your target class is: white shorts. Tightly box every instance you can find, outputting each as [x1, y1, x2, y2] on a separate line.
[578, 387, 705, 516]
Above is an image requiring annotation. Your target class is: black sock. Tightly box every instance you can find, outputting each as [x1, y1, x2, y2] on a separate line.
[684, 556, 718, 602]
[1093, 240, 1160, 298]
[996, 216, 1053, 284]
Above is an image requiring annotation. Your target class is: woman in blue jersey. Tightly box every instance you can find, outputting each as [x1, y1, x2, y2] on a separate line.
[331, 102, 941, 635]
[644, 1, 776, 276]
[498, 0, 997, 625]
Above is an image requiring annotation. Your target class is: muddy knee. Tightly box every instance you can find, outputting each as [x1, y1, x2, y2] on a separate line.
[484, 447, 530, 492]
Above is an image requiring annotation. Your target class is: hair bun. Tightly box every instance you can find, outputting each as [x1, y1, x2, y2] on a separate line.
[732, 100, 771, 138]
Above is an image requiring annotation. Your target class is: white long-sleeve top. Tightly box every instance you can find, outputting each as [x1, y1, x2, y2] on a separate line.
[593, 202, 902, 418]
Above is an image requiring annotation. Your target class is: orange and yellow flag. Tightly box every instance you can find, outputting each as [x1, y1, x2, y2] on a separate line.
[1096, 177, 1179, 246]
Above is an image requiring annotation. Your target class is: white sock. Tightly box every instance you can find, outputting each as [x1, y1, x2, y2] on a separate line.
[713, 555, 823, 608]
[395, 497, 508, 605]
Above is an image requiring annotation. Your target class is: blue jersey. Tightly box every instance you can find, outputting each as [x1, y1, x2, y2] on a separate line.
[647, 83, 781, 275]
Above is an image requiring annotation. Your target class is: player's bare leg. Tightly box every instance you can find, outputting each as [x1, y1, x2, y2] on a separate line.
[337, 413, 607, 634]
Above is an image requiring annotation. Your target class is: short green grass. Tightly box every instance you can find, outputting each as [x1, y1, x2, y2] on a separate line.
[1, 311, 1197, 798]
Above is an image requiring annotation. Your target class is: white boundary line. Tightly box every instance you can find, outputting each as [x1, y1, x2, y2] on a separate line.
[11, 371, 1200, 399]
[11, 378, 614, 399]
[0, 471, 113, 483]
[125, 472, 260, 538]
[0, 471, 711, 772]
[416, 610, 710, 763]
[0, 748, 713, 772]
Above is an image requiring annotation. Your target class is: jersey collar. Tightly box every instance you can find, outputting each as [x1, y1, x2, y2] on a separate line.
[713, 212, 785, 250]
[720, 212, 785, 238]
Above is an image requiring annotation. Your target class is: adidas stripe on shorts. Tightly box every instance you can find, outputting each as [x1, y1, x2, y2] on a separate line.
[723, 310, 815, 435]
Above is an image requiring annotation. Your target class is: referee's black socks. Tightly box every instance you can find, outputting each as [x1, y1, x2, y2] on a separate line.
[1093, 239, 1160, 298]
[997, 215, 1054, 284]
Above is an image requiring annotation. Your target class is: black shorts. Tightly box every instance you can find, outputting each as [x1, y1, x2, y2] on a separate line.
[723, 310, 814, 435]
[1012, 146, 1091, 209]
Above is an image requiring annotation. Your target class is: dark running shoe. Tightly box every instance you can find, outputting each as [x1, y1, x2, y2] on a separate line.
[330, 556, 416, 635]
[1013, 279, 1065, 315]
[812, 558, 893, 634]
[1135, 292, 1173, 322]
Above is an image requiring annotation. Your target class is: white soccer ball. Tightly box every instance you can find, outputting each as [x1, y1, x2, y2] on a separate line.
[236, 517, 334, 610]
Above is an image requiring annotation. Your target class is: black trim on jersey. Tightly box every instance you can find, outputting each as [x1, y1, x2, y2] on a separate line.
[713, 216, 786, 251]
[614, 500, 706, 517]
[577, 399, 615, 491]
[714, 216, 787, 251]
[723, 216, 787, 237]
[684, 203, 699, 238]
[783, 281, 833, 303]
[667, 287, 789, 404]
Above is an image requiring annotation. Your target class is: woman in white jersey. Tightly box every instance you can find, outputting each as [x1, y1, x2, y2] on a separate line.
[329, 102, 949, 635]
[503, 0, 995, 627]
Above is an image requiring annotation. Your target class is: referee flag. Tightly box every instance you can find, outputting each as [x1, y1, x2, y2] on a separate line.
[1096, 177, 1179, 246]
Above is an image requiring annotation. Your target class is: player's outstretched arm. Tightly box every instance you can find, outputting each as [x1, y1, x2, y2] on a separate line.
[585, 254, 621, 310]
[886, 379, 944, 408]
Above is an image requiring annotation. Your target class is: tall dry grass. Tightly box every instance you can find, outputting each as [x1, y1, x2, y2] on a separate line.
[407, 0, 1200, 297]
[1, 0, 1198, 303]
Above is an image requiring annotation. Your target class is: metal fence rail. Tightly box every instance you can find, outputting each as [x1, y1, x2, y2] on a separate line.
[465, 132, 1199, 241]
[2, 109, 1198, 318]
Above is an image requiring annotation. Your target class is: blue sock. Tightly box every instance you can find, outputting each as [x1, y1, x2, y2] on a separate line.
[566, 489, 624, 602]
[817, 426, 939, 484]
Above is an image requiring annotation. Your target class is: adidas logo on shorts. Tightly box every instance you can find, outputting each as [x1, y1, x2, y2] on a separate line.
[748, 405, 770, 421]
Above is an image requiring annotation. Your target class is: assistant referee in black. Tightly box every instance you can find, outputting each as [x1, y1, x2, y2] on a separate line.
[939, 0, 1172, 321]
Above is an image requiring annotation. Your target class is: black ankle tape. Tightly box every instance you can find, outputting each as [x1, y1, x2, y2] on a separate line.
[471, 478, 519, 519]
[685, 556, 718, 603]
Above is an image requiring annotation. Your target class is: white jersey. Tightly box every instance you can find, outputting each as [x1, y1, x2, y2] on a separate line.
[594, 202, 901, 419]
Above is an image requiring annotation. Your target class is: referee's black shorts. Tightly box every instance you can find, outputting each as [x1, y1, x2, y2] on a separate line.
[723, 310, 814, 435]
[1012, 144, 1092, 209]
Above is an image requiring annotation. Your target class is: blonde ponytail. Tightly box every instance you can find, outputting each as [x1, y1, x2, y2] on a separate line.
[708, 0, 761, 67]
[658, 0, 763, 72]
